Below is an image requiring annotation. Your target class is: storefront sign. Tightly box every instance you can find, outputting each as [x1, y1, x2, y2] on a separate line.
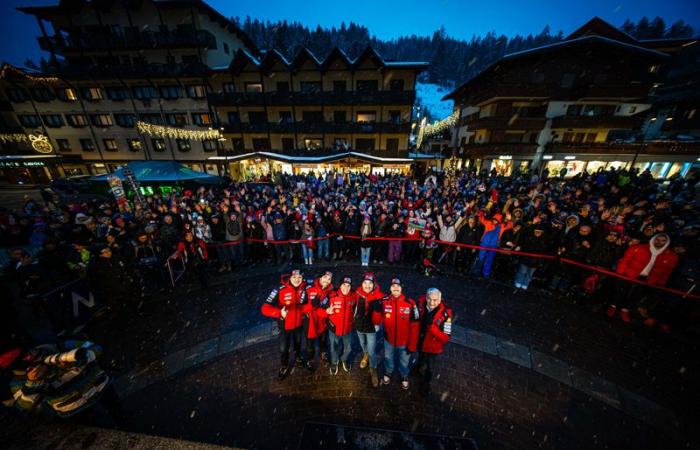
[0, 161, 46, 168]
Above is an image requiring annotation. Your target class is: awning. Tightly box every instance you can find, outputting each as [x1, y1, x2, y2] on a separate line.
[91, 161, 222, 183]
[208, 151, 414, 164]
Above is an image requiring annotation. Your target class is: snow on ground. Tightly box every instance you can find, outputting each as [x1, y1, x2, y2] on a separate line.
[416, 82, 454, 122]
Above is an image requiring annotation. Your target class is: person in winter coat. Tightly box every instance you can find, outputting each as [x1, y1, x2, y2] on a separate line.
[455, 215, 482, 273]
[359, 216, 373, 267]
[315, 215, 330, 261]
[387, 217, 405, 264]
[353, 272, 385, 387]
[194, 216, 212, 243]
[471, 211, 512, 278]
[302, 271, 334, 370]
[608, 233, 679, 322]
[224, 212, 244, 268]
[343, 208, 361, 259]
[322, 277, 358, 375]
[261, 269, 307, 379]
[87, 245, 138, 314]
[177, 231, 209, 289]
[513, 224, 551, 291]
[415, 288, 452, 392]
[373, 278, 420, 390]
[159, 214, 180, 253]
[437, 213, 463, 265]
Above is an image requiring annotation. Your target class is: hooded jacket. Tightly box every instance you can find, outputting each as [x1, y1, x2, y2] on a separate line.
[373, 293, 420, 351]
[321, 288, 358, 336]
[353, 285, 385, 333]
[302, 278, 334, 339]
[615, 234, 678, 286]
[417, 295, 453, 354]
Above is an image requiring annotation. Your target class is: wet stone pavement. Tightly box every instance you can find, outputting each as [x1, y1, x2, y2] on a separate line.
[74, 261, 698, 450]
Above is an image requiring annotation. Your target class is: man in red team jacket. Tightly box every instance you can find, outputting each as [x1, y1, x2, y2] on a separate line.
[321, 277, 358, 375]
[302, 271, 334, 370]
[416, 288, 452, 393]
[261, 269, 307, 379]
[374, 278, 420, 390]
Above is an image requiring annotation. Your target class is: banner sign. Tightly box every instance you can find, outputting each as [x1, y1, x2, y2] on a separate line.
[107, 175, 130, 212]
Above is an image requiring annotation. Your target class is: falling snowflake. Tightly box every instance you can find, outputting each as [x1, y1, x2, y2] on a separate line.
[480, 309, 487, 316]
[190, 410, 196, 418]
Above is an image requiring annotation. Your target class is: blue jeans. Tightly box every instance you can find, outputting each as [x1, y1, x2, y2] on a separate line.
[360, 247, 371, 265]
[301, 244, 314, 260]
[383, 340, 410, 379]
[227, 241, 244, 263]
[317, 238, 329, 259]
[514, 263, 536, 289]
[329, 330, 352, 365]
[356, 330, 378, 368]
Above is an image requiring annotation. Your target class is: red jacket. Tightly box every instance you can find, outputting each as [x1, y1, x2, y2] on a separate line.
[261, 278, 307, 330]
[177, 239, 208, 262]
[417, 295, 452, 354]
[302, 279, 334, 338]
[320, 288, 358, 337]
[616, 243, 678, 286]
[373, 294, 420, 352]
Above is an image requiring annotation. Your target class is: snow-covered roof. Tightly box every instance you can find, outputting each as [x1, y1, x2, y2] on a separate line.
[207, 151, 414, 163]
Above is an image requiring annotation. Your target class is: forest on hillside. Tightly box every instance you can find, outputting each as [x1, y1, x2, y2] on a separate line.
[234, 16, 696, 87]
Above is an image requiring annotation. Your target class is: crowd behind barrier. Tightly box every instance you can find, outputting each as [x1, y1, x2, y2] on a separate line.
[0, 165, 698, 343]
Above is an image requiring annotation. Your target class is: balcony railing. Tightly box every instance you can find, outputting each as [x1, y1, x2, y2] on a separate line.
[218, 121, 412, 135]
[461, 83, 652, 105]
[546, 141, 700, 155]
[461, 115, 546, 130]
[38, 29, 217, 53]
[207, 90, 416, 107]
[56, 62, 208, 79]
[550, 115, 641, 129]
[456, 142, 539, 156]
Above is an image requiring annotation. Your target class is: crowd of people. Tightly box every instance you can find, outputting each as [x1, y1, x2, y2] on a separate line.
[1, 165, 698, 340]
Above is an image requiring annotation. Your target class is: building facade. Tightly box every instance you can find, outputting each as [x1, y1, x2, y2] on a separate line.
[443, 18, 700, 179]
[0, 0, 427, 184]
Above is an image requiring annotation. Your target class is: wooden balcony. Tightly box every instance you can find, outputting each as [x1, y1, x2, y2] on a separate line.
[461, 115, 546, 130]
[550, 115, 641, 129]
[456, 142, 539, 157]
[208, 90, 415, 107]
[38, 29, 216, 53]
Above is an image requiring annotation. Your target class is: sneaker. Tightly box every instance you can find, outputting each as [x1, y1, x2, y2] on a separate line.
[370, 368, 379, 388]
[401, 379, 409, 390]
[306, 360, 315, 372]
[382, 374, 391, 385]
[620, 308, 631, 323]
[295, 357, 304, 368]
[278, 366, 289, 380]
[606, 305, 617, 318]
[330, 364, 338, 376]
[341, 361, 350, 372]
[360, 353, 369, 369]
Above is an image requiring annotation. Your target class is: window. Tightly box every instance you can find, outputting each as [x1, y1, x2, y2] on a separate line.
[81, 87, 103, 101]
[629, 106, 637, 114]
[55, 88, 78, 102]
[300, 81, 321, 94]
[80, 139, 95, 152]
[248, 111, 267, 124]
[302, 111, 323, 122]
[388, 79, 404, 91]
[252, 138, 270, 150]
[191, 113, 211, 126]
[17, 114, 41, 128]
[356, 111, 377, 123]
[244, 82, 262, 93]
[223, 42, 230, 54]
[166, 113, 188, 127]
[31, 87, 54, 102]
[114, 114, 136, 128]
[582, 104, 615, 116]
[227, 111, 240, 124]
[531, 72, 545, 84]
[388, 110, 401, 124]
[222, 83, 235, 93]
[356, 80, 378, 92]
[5, 88, 29, 102]
[56, 139, 72, 152]
[66, 114, 88, 127]
[504, 132, 525, 143]
[127, 139, 142, 152]
[560, 74, 576, 89]
[186, 85, 207, 99]
[230, 138, 244, 151]
[386, 138, 399, 152]
[133, 86, 158, 99]
[42, 114, 64, 128]
[91, 114, 113, 127]
[282, 137, 295, 151]
[176, 139, 191, 152]
[333, 111, 347, 123]
[584, 133, 598, 143]
[279, 111, 293, 123]
[151, 138, 166, 152]
[103, 139, 118, 151]
[355, 138, 375, 151]
[106, 87, 130, 101]
[203, 139, 219, 152]
[304, 138, 322, 150]
[276, 82, 290, 93]
[139, 113, 163, 125]
[333, 81, 347, 93]
[566, 105, 582, 116]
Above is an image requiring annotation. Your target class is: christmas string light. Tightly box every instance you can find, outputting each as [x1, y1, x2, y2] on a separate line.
[0, 133, 28, 143]
[416, 111, 458, 148]
[0, 64, 60, 83]
[136, 121, 222, 141]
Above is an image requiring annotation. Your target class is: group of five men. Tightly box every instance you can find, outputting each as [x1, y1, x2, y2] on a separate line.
[261, 270, 453, 391]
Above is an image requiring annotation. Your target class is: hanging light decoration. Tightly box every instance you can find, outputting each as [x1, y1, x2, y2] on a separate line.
[416, 111, 458, 148]
[136, 121, 222, 140]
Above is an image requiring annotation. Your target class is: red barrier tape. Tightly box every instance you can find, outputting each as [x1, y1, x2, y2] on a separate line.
[207, 234, 699, 299]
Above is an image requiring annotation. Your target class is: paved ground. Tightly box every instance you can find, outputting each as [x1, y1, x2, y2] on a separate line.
[5, 261, 699, 449]
[4, 264, 700, 449]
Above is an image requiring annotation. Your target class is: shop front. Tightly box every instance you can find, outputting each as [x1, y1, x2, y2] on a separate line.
[543, 155, 697, 179]
[0, 154, 88, 185]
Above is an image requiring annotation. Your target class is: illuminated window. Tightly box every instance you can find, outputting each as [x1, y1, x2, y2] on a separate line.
[103, 139, 118, 151]
[127, 139, 142, 152]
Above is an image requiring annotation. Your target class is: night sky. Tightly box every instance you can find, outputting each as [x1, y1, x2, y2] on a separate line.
[1, 0, 699, 66]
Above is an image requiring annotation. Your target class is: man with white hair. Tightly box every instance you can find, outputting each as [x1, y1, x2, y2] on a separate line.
[415, 287, 453, 393]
